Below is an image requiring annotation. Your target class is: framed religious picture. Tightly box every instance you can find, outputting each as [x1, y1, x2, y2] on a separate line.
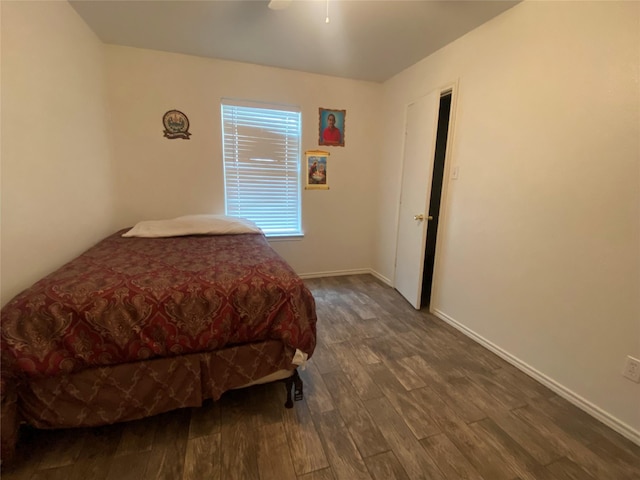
[305, 150, 330, 190]
[318, 108, 345, 147]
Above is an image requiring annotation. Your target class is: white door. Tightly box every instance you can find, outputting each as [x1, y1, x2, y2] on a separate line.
[394, 91, 440, 309]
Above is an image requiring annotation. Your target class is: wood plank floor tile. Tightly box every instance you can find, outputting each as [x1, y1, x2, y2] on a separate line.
[322, 371, 390, 458]
[430, 376, 488, 424]
[395, 331, 466, 379]
[360, 359, 407, 397]
[363, 451, 410, 480]
[347, 338, 382, 365]
[593, 427, 640, 464]
[586, 436, 640, 478]
[310, 342, 342, 374]
[444, 422, 521, 480]
[1, 467, 44, 480]
[375, 314, 414, 336]
[217, 400, 260, 480]
[466, 371, 529, 410]
[30, 465, 81, 480]
[300, 362, 335, 414]
[448, 372, 519, 414]
[65, 457, 112, 480]
[364, 396, 445, 480]
[144, 409, 191, 480]
[282, 400, 330, 476]
[182, 433, 220, 480]
[367, 362, 441, 440]
[562, 441, 640, 480]
[76, 424, 124, 459]
[32, 428, 87, 470]
[469, 417, 541, 480]
[455, 340, 509, 372]
[400, 355, 487, 424]
[409, 320, 462, 353]
[345, 316, 395, 341]
[419, 433, 484, 480]
[250, 382, 292, 426]
[106, 451, 151, 480]
[511, 404, 632, 480]
[492, 364, 556, 400]
[365, 335, 412, 362]
[485, 408, 564, 466]
[405, 384, 468, 434]
[68, 425, 124, 480]
[331, 341, 383, 401]
[314, 299, 355, 345]
[339, 290, 379, 320]
[257, 423, 297, 480]
[115, 417, 158, 457]
[297, 467, 336, 480]
[314, 410, 372, 480]
[543, 457, 598, 480]
[382, 358, 427, 391]
[509, 404, 578, 460]
[188, 398, 220, 439]
[547, 394, 637, 447]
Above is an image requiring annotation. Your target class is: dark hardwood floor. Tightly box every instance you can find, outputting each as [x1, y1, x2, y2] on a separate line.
[2, 274, 639, 479]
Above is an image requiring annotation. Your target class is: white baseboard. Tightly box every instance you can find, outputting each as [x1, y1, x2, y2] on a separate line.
[369, 270, 393, 286]
[431, 308, 640, 447]
[298, 268, 372, 280]
[298, 268, 393, 286]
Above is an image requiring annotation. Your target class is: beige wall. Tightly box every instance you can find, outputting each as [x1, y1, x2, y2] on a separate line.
[1, 1, 116, 306]
[104, 46, 381, 277]
[376, 1, 640, 439]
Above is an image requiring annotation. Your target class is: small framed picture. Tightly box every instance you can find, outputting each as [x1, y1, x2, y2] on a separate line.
[162, 109, 191, 139]
[318, 108, 345, 147]
[305, 150, 330, 190]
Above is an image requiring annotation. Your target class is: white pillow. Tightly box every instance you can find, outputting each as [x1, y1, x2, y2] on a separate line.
[122, 214, 262, 238]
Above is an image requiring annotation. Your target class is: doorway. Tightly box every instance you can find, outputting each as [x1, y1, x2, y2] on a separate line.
[421, 91, 452, 308]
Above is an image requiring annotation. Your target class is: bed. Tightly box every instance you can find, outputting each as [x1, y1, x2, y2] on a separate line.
[0, 215, 317, 463]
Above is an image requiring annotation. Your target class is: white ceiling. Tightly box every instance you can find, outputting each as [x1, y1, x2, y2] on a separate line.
[69, 0, 520, 83]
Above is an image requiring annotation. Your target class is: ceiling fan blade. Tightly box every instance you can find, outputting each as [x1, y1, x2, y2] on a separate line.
[268, 0, 292, 10]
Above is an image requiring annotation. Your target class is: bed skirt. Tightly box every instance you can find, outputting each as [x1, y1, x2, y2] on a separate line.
[1, 340, 294, 463]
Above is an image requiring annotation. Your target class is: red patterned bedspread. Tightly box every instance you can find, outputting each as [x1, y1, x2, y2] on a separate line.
[1, 231, 316, 380]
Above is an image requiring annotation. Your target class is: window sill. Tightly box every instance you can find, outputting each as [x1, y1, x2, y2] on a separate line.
[266, 233, 304, 242]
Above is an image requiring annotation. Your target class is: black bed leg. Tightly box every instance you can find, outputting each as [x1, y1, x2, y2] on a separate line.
[284, 369, 304, 408]
[293, 369, 303, 401]
[284, 374, 294, 408]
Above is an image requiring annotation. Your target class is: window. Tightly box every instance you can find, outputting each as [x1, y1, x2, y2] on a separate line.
[221, 100, 302, 237]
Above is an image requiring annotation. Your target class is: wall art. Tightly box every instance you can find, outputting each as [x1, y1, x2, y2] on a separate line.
[305, 150, 330, 190]
[318, 108, 345, 147]
[163, 109, 191, 139]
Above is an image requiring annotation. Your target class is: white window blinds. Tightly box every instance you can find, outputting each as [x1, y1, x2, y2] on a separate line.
[221, 101, 302, 237]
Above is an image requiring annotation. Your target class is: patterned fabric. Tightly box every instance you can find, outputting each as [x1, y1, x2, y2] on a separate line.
[1, 231, 317, 379]
[0, 340, 294, 463]
[19, 340, 292, 429]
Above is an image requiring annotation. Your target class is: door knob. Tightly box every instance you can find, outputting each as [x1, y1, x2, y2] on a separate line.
[428, 216, 433, 221]
[414, 214, 424, 221]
